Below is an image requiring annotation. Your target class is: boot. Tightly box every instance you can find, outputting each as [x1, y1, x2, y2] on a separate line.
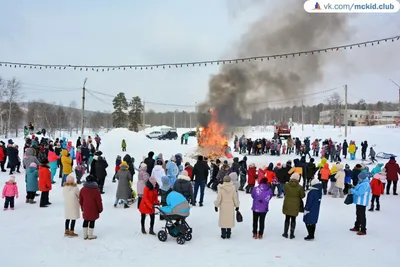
[290, 220, 296, 239]
[258, 232, 263, 239]
[124, 204, 129, 209]
[64, 230, 70, 237]
[252, 234, 258, 239]
[29, 199, 36, 204]
[149, 227, 156, 235]
[87, 228, 97, 240]
[69, 231, 78, 237]
[25, 199, 29, 204]
[221, 228, 226, 239]
[226, 229, 231, 239]
[368, 204, 374, 212]
[376, 204, 380, 211]
[304, 224, 315, 241]
[83, 227, 88, 240]
[141, 226, 147, 234]
[282, 221, 289, 238]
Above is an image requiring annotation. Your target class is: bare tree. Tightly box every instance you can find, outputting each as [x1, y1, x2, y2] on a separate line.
[4, 78, 21, 138]
[69, 100, 80, 134]
[325, 92, 342, 127]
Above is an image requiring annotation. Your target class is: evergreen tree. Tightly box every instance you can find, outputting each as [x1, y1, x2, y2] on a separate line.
[112, 92, 128, 127]
[128, 96, 144, 132]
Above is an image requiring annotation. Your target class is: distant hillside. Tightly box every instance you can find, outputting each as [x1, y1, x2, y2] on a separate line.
[18, 102, 111, 117]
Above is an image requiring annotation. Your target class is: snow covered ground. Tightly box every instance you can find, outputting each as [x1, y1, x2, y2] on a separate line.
[1, 125, 399, 267]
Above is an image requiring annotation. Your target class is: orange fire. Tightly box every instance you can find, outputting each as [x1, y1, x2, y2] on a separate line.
[197, 110, 228, 159]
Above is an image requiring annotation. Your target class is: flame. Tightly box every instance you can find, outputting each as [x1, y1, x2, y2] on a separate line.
[197, 110, 228, 159]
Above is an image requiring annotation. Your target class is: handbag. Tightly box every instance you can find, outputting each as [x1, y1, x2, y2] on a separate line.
[299, 199, 305, 213]
[344, 194, 353, 205]
[236, 210, 243, 223]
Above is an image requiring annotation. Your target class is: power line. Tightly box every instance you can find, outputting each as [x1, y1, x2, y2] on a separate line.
[85, 89, 113, 106]
[1, 35, 399, 71]
[20, 82, 80, 90]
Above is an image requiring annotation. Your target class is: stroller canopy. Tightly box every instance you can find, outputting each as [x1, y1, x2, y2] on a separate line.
[159, 191, 190, 217]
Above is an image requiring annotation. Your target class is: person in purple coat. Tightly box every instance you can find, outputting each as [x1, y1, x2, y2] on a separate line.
[251, 178, 273, 239]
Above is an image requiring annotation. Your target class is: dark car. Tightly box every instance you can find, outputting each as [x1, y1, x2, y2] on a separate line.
[158, 131, 178, 140]
[185, 131, 196, 137]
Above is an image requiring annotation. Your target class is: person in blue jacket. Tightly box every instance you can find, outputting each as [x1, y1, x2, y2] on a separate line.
[159, 191, 190, 218]
[303, 178, 322, 241]
[349, 172, 371, 235]
[344, 164, 353, 195]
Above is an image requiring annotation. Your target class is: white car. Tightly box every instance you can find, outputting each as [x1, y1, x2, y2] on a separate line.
[146, 131, 163, 139]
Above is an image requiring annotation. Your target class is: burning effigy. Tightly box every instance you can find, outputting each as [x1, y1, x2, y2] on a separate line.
[197, 110, 233, 160]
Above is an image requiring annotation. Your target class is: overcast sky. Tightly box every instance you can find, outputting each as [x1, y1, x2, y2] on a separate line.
[0, 0, 399, 113]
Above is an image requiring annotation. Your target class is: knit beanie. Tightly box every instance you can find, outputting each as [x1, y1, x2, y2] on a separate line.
[311, 178, 320, 186]
[290, 173, 300, 181]
[358, 172, 368, 180]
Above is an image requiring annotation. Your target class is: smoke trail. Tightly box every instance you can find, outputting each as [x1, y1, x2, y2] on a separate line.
[199, 1, 350, 126]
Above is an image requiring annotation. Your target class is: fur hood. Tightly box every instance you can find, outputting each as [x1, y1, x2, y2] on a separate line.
[177, 174, 191, 181]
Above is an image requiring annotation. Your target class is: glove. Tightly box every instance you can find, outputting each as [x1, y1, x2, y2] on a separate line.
[235, 207, 239, 211]
[304, 210, 310, 215]
[215, 207, 218, 212]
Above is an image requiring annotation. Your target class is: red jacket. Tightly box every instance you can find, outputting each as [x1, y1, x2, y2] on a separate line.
[139, 184, 159, 214]
[265, 170, 276, 184]
[370, 178, 384, 196]
[0, 148, 4, 162]
[48, 151, 59, 163]
[247, 167, 257, 185]
[185, 166, 193, 180]
[38, 165, 52, 192]
[79, 183, 103, 221]
[257, 168, 265, 184]
[385, 159, 400, 181]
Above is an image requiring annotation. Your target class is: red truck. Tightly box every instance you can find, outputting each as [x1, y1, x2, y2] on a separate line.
[274, 122, 291, 139]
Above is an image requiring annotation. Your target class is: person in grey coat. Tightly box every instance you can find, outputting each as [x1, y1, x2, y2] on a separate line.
[23, 148, 40, 170]
[114, 161, 133, 209]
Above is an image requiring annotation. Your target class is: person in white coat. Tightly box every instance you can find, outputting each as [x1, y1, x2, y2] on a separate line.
[214, 175, 240, 239]
[151, 159, 166, 187]
[332, 164, 345, 198]
[63, 175, 80, 237]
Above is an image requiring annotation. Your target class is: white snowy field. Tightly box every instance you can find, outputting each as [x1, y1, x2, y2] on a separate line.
[1, 125, 400, 267]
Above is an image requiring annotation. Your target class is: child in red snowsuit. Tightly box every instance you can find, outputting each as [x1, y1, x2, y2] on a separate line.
[113, 155, 122, 183]
[369, 174, 384, 211]
[246, 164, 257, 194]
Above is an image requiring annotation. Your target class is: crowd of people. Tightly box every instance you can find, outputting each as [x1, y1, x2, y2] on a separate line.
[2, 131, 400, 242]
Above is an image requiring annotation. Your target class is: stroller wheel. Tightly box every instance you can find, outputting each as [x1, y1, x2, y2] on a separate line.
[157, 230, 168, 242]
[176, 235, 186, 245]
[184, 233, 192, 241]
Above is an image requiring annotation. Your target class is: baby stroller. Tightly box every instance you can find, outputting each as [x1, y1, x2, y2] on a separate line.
[156, 191, 192, 245]
[118, 181, 137, 206]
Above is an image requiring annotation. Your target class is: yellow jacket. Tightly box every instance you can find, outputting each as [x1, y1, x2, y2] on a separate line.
[330, 164, 338, 175]
[61, 149, 73, 175]
[318, 158, 327, 169]
[348, 144, 356, 154]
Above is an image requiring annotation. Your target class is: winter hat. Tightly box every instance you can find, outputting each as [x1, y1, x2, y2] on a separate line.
[380, 167, 386, 175]
[229, 172, 238, 182]
[149, 176, 157, 186]
[156, 159, 163, 165]
[358, 172, 368, 180]
[185, 162, 190, 167]
[180, 170, 189, 177]
[197, 155, 203, 161]
[140, 162, 147, 169]
[223, 175, 231, 183]
[66, 175, 75, 183]
[282, 163, 286, 168]
[310, 158, 315, 163]
[290, 173, 300, 181]
[29, 162, 37, 168]
[311, 178, 320, 186]
[345, 164, 350, 169]
[9, 176, 15, 182]
[86, 175, 97, 183]
[117, 155, 121, 160]
[157, 153, 163, 160]
[216, 159, 221, 164]
[373, 174, 381, 180]
[160, 176, 171, 192]
[120, 161, 129, 168]
[276, 162, 282, 168]
[223, 160, 228, 165]
[8, 139, 13, 145]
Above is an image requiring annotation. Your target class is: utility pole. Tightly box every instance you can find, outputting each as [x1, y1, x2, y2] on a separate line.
[389, 79, 400, 124]
[301, 100, 304, 131]
[344, 84, 348, 137]
[81, 78, 87, 136]
[189, 112, 192, 129]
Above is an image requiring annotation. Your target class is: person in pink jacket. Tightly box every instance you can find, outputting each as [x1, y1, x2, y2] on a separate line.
[2, 176, 19, 210]
[75, 147, 82, 165]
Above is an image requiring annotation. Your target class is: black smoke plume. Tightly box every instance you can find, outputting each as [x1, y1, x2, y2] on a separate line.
[198, 1, 350, 126]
